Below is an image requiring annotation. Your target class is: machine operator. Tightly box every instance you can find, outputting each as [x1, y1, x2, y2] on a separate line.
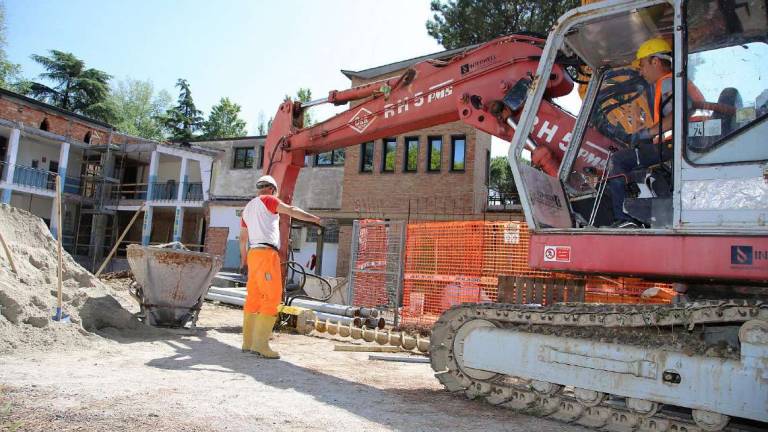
[606, 38, 704, 227]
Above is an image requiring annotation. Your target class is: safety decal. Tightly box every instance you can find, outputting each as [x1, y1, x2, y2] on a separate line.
[543, 245, 571, 263]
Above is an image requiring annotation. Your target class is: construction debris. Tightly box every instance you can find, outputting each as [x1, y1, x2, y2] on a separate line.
[0, 204, 156, 354]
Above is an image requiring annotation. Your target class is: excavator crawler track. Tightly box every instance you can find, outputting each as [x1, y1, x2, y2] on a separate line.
[430, 301, 768, 432]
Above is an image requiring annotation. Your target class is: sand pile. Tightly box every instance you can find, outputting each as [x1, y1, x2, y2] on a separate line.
[0, 204, 144, 354]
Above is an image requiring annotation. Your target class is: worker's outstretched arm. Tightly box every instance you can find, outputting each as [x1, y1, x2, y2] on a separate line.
[276, 201, 321, 225]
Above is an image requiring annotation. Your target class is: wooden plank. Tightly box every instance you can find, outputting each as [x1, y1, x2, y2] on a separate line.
[525, 278, 535, 305]
[368, 355, 430, 363]
[497, 276, 516, 304]
[515, 277, 525, 304]
[533, 279, 544, 305]
[335, 345, 401, 353]
[544, 279, 555, 306]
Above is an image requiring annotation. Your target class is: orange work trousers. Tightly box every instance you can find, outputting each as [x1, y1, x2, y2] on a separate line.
[244, 248, 282, 316]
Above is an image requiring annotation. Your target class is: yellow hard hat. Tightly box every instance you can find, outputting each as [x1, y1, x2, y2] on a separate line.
[636, 38, 672, 60]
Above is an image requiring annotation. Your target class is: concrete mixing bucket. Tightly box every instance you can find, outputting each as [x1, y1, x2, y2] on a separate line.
[127, 244, 223, 327]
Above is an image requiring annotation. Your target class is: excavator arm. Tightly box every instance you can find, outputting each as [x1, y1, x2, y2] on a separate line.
[262, 34, 597, 263]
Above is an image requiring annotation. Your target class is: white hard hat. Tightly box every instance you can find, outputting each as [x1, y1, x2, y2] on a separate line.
[256, 175, 278, 190]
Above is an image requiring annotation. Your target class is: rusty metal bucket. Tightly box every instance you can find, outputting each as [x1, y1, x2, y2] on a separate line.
[127, 243, 223, 327]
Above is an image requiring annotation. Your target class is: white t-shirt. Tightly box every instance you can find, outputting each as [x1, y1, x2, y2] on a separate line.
[240, 195, 280, 249]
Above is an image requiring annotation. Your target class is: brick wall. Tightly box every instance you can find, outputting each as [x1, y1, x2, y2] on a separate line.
[341, 120, 481, 215]
[0, 93, 145, 146]
[204, 227, 229, 258]
[337, 68, 492, 274]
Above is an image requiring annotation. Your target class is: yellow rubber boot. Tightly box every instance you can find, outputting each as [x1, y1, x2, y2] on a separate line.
[241, 313, 256, 352]
[251, 314, 280, 359]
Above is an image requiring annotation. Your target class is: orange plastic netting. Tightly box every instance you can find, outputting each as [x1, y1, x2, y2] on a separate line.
[349, 220, 673, 328]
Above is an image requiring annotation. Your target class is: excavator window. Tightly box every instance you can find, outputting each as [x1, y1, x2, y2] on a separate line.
[684, 0, 768, 165]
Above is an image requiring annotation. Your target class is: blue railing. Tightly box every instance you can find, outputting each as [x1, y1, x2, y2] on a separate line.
[10, 163, 55, 191]
[150, 181, 178, 201]
[183, 182, 203, 201]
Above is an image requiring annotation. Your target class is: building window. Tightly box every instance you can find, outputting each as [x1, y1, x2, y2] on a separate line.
[360, 141, 374, 173]
[427, 136, 442, 172]
[381, 138, 396, 172]
[451, 135, 466, 171]
[233, 147, 255, 169]
[257, 145, 265, 169]
[315, 149, 345, 166]
[404, 136, 418, 172]
[305, 225, 339, 243]
[40, 118, 50, 131]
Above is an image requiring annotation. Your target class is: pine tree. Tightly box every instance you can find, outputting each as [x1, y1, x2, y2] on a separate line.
[160, 79, 203, 141]
[27, 50, 115, 122]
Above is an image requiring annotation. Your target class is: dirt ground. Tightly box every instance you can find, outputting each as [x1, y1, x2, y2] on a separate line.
[0, 291, 590, 432]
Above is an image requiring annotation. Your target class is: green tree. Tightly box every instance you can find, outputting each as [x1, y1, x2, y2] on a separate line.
[426, 0, 579, 49]
[257, 110, 267, 135]
[160, 78, 203, 141]
[110, 78, 170, 141]
[202, 97, 247, 138]
[284, 87, 313, 127]
[0, 2, 27, 93]
[489, 156, 518, 204]
[27, 50, 116, 122]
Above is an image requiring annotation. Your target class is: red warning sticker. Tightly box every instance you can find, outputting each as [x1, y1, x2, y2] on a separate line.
[544, 245, 571, 263]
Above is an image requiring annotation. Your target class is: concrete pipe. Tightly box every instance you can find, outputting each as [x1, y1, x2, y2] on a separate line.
[291, 299, 365, 318]
[314, 311, 362, 328]
[205, 292, 245, 307]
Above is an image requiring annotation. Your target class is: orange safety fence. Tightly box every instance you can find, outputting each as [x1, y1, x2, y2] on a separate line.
[348, 220, 404, 322]
[400, 220, 672, 327]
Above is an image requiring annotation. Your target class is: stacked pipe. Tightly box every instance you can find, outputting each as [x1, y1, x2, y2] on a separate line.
[205, 287, 427, 352]
[205, 288, 385, 328]
[313, 319, 430, 354]
[289, 298, 384, 329]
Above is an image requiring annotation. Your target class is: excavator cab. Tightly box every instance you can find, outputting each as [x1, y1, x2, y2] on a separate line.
[509, 0, 768, 281]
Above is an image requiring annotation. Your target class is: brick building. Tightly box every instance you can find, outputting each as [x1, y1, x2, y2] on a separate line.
[333, 47, 512, 276]
[0, 88, 217, 271]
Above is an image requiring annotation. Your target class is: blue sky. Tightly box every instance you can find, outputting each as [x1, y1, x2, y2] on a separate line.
[5, 1, 442, 131]
[5, 0, 527, 157]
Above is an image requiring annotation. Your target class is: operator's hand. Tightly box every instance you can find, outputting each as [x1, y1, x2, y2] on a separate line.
[630, 128, 652, 147]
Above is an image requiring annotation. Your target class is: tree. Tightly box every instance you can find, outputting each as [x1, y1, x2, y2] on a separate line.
[27, 50, 116, 122]
[284, 87, 313, 127]
[160, 78, 204, 142]
[426, 0, 579, 49]
[489, 156, 518, 204]
[0, 2, 26, 93]
[110, 78, 170, 141]
[202, 97, 247, 138]
[257, 110, 267, 135]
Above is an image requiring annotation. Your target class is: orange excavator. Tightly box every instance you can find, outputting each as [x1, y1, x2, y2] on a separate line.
[262, 0, 767, 430]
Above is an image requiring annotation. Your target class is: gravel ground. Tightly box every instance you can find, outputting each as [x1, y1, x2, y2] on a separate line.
[0, 299, 590, 432]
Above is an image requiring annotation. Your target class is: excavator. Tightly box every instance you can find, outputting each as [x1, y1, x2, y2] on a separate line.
[262, 0, 767, 430]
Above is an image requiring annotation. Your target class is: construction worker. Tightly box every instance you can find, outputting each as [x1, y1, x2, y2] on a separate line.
[239, 174, 322, 358]
[606, 37, 703, 227]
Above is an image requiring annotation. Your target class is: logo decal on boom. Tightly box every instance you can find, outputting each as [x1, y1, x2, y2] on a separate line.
[349, 108, 375, 134]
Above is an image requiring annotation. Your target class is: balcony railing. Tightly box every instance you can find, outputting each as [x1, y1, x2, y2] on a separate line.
[108, 181, 203, 202]
[11, 163, 56, 191]
[183, 182, 203, 201]
[150, 181, 178, 201]
[111, 183, 148, 201]
[487, 186, 520, 209]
